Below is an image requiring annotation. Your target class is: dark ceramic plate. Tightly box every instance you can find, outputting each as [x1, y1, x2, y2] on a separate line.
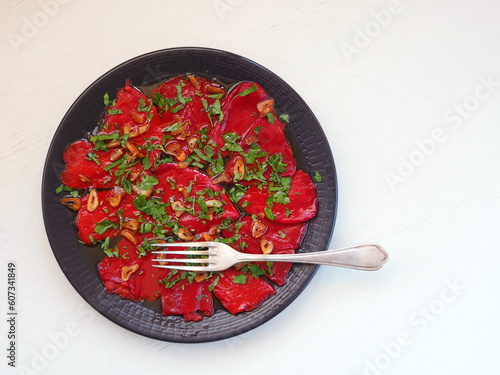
[41, 47, 337, 343]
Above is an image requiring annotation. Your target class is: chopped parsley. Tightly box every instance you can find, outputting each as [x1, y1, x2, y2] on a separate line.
[163, 121, 183, 133]
[139, 222, 153, 234]
[133, 195, 167, 221]
[210, 98, 223, 121]
[267, 262, 274, 276]
[103, 92, 111, 106]
[107, 108, 123, 115]
[265, 206, 276, 221]
[248, 264, 266, 279]
[228, 184, 248, 203]
[101, 237, 119, 258]
[166, 177, 176, 190]
[137, 97, 153, 112]
[244, 143, 267, 164]
[222, 133, 244, 153]
[103, 155, 127, 172]
[279, 113, 289, 123]
[55, 184, 79, 197]
[170, 104, 185, 113]
[232, 274, 247, 284]
[208, 274, 220, 292]
[176, 83, 192, 105]
[161, 270, 197, 289]
[153, 93, 178, 114]
[206, 93, 223, 99]
[94, 219, 118, 235]
[135, 174, 158, 193]
[90, 132, 120, 151]
[197, 294, 209, 302]
[86, 151, 100, 166]
[238, 83, 257, 97]
[142, 153, 152, 170]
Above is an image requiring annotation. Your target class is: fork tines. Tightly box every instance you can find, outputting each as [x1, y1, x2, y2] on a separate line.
[151, 242, 215, 271]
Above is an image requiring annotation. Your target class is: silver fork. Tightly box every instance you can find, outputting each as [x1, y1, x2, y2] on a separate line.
[151, 242, 388, 272]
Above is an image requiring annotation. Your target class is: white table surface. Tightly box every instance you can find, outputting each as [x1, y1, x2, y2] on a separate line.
[2, 0, 500, 374]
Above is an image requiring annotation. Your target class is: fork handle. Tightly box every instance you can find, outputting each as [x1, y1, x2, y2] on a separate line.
[237, 243, 388, 271]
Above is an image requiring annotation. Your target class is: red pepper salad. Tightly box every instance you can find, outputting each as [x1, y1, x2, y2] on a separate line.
[56, 74, 318, 321]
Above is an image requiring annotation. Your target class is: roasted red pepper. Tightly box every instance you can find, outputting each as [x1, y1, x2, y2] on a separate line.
[98, 234, 168, 302]
[77, 189, 141, 245]
[160, 278, 213, 322]
[97, 81, 164, 168]
[211, 268, 276, 315]
[226, 215, 308, 286]
[152, 76, 227, 160]
[239, 169, 318, 224]
[60, 139, 117, 189]
[210, 81, 269, 156]
[152, 163, 239, 233]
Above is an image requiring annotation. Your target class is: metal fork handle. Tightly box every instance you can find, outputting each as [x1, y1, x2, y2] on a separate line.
[236, 243, 388, 271]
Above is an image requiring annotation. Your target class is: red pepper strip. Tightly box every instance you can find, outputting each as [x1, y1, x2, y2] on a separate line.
[134, 242, 213, 320]
[160, 279, 213, 321]
[244, 113, 295, 177]
[99, 81, 163, 168]
[210, 268, 275, 315]
[152, 76, 226, 158]
[61, 82, 164, 189]
[76, 190, 142, 245]
[153, 163, 239, 233]
[229, 216, 308, 286]
[223, 114, 296, 184]
[60, 139, 132, 189]
[210, 81, 269, 157]
[98, 234, 169, 302]
[239, 170, 318, 224]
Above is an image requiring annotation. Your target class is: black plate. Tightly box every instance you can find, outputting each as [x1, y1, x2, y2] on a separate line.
[41, 47, 337, 342]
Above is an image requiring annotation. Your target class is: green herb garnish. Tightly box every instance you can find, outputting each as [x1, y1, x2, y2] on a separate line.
[232, 274, 247, 284]
[238, 83, 257, 97]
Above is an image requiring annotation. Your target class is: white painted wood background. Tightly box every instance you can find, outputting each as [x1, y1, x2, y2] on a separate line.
[1, 0, 500, 374]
